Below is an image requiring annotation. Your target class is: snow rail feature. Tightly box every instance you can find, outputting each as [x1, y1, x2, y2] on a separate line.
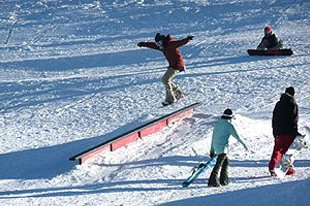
[69, 102, 201, 164]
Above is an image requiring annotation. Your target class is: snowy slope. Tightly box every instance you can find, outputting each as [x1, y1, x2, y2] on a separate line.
[0, 0, 310, 205]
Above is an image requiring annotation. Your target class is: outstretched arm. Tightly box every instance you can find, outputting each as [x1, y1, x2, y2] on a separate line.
[169, 36, 193, 48]
[137, 42, 160, 50]
[230, 124, 248, 151]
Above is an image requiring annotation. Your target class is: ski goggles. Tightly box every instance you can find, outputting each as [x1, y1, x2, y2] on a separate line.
[156, 41, 164, 49]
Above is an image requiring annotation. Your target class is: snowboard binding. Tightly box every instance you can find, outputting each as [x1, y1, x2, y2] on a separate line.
[190, 163, 205, 176]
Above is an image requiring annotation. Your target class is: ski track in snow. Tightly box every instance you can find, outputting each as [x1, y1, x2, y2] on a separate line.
[0, 0, 310, 205]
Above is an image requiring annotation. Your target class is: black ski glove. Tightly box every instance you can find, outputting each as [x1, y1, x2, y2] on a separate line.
[187, 35, 194, 40]
[295, 131, 303, 137]
[210, 151, 215, 158]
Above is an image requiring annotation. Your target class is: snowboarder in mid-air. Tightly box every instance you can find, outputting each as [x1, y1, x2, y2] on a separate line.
[137, 33, 193, 106]
[257, 26, 284, 50]
[208, 109, 248, 187]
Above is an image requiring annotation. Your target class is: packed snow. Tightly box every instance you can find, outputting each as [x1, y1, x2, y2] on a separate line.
[0, 0, 309, 205]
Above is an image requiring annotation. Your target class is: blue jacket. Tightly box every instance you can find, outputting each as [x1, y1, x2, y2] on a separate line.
[210, 118, 248, 154]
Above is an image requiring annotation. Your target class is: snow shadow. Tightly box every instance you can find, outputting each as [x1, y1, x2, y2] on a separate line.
[0, 72, 160, 114]
[0, 155, 260, 198]
[0, 117, 158, 180]
[0, 49, 158, 71]
[186, 55, 264, 70]
[160, 180, 310, 206]
[231, 159, 310, 169]
[0, 153, 309, 199]
[182, 56, 304, 79]
[96, 156, 272, 170]
[0, 156, 209, 198]
[0, 142, 76, 180]
[97, 154, 310, 172]
[0, 178, 202, 199]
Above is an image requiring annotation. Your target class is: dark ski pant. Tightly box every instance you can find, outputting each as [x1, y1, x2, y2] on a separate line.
[208, 154, 229, 187]
[268, 135, 295, 171]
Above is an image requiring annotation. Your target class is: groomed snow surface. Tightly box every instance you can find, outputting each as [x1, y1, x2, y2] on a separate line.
[0, 0, 309, 205]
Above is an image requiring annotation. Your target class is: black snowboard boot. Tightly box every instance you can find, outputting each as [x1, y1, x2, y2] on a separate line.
[208, 172, 220, 187]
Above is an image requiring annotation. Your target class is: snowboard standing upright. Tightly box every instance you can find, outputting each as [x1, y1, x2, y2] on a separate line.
[182, 156, 217, 187]
[274, 134, 308, 178]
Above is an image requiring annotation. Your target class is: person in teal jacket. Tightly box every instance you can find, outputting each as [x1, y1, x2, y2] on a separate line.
[208, 109, 248, 187]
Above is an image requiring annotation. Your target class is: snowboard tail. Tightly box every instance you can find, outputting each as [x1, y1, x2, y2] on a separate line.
[274, 155, 294, 178]
[274, 134, 308, 178]
[182, 156, 217, 187]
[247, 49, 293, 56]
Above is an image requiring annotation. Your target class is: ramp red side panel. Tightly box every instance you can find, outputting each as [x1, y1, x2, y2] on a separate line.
[110, 132, 139, 151]
[139, 119, 167, 138]
[167, 108, 194, 125]
[79, 144, 110, 164]
[69, 102, 201, 164]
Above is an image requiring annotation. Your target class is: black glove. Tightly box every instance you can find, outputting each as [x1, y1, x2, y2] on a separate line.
[295, 132, 304, 138]
[187, 35, 194, 40]
[137, 42, 143, 47]
[198, 163, 205, 168]
[210, 151, 215, 158]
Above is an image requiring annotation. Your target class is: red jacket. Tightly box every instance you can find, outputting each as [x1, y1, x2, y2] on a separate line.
[138, 35, 191, 71]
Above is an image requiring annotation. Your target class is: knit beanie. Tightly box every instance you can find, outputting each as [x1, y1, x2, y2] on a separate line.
[221, 108, 234, 119]
[285, 86, 295, 96]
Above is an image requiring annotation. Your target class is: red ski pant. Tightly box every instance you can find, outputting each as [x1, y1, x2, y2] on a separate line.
[268, 135, 295, 170]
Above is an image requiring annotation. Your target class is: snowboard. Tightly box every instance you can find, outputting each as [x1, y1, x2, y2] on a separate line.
[274, 134, 308, 178]
[160, 93, 187, 108]
[182, 155, 217, 187]
[247, 49, 293, 56]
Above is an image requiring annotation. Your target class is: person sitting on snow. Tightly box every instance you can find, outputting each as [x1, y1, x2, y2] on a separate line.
[208, 109, 248, 187]
[137, 33, 193, 106]
[257, 26, 283, 50]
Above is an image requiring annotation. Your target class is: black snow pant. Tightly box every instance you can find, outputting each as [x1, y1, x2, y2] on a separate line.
[208, 154, 229, 187]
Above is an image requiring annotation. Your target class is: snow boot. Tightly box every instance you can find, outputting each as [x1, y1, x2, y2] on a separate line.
[176, 93, 186, 102]
[269, 169, 277, 176]
[162, 101, 175, 106]
[208, 174, 220, 187]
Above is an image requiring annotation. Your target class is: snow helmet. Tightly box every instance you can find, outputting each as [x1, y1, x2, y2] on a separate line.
[285, 86, 295, 96]
[155, 33, 165, 42]
[221, 108, 234, 119]
[155, 33, 166, 49]
[264, 26, 273, 36]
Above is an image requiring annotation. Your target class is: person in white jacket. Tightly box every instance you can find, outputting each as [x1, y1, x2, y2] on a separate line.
[208, 109, 248, 187]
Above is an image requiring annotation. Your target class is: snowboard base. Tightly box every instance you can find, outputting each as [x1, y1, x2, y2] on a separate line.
[247, 49, 293, 56]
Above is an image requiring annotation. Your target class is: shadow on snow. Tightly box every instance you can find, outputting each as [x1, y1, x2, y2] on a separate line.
[0, 138, 309, 198]
[160, 180, 310, 206]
